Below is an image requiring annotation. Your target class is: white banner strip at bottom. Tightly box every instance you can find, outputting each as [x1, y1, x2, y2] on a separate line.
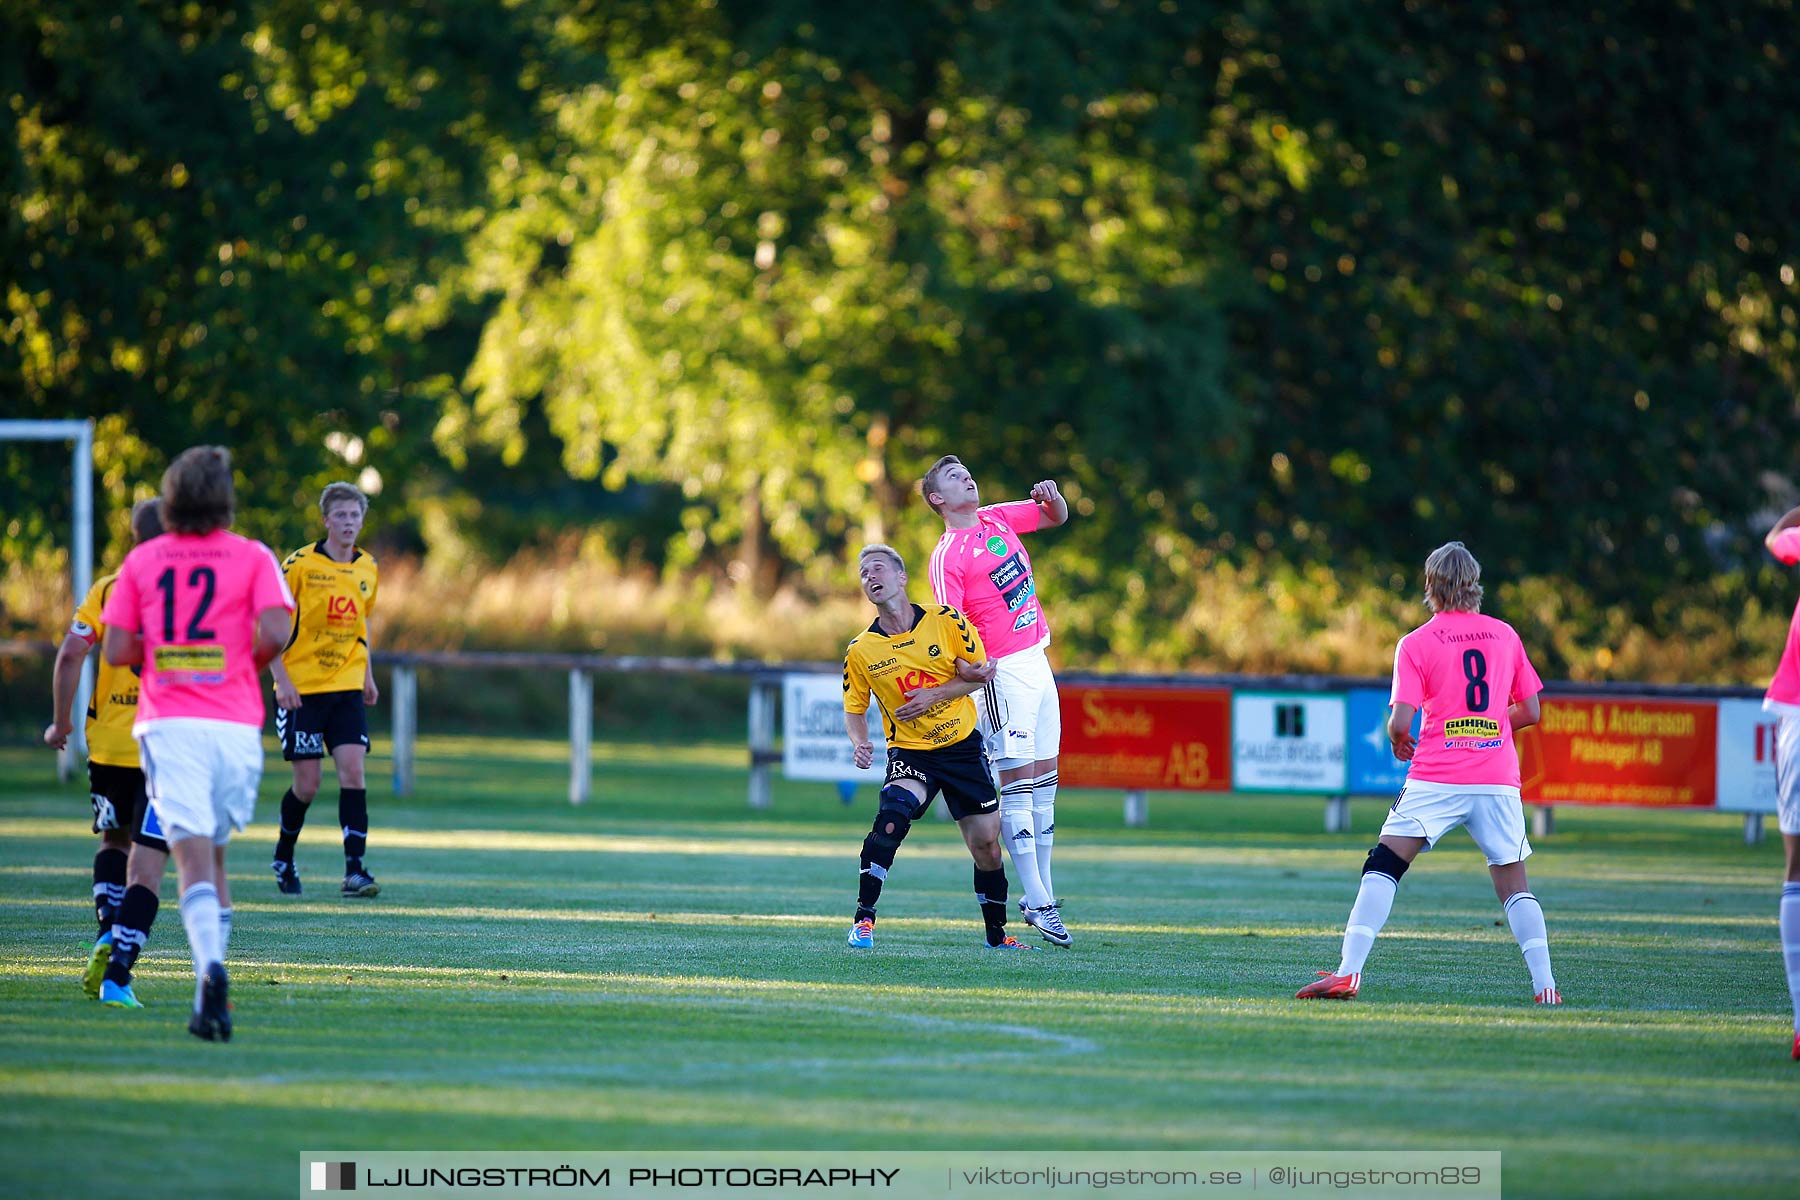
[301, 1150, 1501, 1199]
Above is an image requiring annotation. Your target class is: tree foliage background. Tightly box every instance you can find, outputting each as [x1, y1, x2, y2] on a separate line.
[6, 0, 1800, 678]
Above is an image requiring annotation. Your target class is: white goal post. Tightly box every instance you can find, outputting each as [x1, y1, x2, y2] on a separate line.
[2, 419, 94, 778]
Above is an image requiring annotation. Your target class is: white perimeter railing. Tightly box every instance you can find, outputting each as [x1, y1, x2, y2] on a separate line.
[1, 641, 1773, 841]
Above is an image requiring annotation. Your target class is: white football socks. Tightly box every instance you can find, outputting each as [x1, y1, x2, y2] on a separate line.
[1781, 882, 1800, 1033]
[999, 781, 1052, 910]
[179, 881, 223, 1011]
[1336, 870, 1398, 977]
[1031, 770, 1058, 903]
[219, 906, 233, 957]
[1504, 891, 1557, 995]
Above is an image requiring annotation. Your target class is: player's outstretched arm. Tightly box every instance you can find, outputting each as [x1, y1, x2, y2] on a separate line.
[269, 655, 302, 710]
[43, 632, 92, 750]
[954, 657, 996, 685]
[845, 709, 875, 770]
[253, 606, 291, 672]
[1387, 701, 1419, 761]
[1508, 693, 1542, 732]
[1030, 479, 1070, 527]
[893, 661, 991, 720]
[102, 626, 143, 668]
[1767, 505, 1800, 560]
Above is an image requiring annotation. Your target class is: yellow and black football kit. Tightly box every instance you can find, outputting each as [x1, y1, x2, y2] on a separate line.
[843, 604, 987, 749]
[278, 541, 379, 694]
[276, 542, 378, 761]
[68, 575, 164, 849]
[72, 574, 138, 768]
[844, 604, 997, 822]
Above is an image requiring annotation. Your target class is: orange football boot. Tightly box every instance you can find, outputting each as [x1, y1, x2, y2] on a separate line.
[1295, 971, 1360, 999]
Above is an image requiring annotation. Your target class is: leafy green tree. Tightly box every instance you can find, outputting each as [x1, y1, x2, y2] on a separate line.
[1, 0, 563, 561]
[438, 0, 1243, 595]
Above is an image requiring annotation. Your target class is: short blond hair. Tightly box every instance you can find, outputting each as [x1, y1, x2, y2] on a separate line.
[319, 481, 368, 519]
[858, 543, 906, 575]
[917, 455, 963, 515]
[1423, 541, 1483, 612]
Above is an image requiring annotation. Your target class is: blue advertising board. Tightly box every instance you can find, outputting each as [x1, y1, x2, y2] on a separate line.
[1346, 687, 1419, 796]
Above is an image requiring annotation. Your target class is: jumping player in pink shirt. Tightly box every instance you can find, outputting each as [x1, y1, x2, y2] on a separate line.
[1759, 505, 1800, 1061]
[922, 455, 1073, 947]
[102, 446, 294, 1041]
[1296, 541, 1559, 1003]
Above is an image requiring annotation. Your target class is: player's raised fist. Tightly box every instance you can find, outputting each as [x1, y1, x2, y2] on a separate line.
[1030, 479, 1062, 505]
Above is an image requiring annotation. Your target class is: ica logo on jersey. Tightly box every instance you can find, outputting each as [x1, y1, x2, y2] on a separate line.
[326, 595, 361, 623]
[896, 668, 942, 696]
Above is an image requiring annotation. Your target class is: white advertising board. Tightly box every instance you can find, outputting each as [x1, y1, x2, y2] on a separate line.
[1715, 697, 1780, 815]
[1232, 692, 1348, 793]
[782, 672, 886, 784]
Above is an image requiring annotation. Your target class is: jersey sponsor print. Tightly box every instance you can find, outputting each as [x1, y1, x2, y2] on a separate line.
[928, 502, 1048, 659]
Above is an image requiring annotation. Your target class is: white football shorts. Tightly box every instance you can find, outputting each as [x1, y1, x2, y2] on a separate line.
[1774, 712, 1800, 835]
[136, 718, 265, 845]
[977, 643, 1061, 766]
[1379, 778, 1532, 866]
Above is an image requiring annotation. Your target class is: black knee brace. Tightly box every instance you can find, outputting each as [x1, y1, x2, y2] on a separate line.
[1362, 843, 1410, 883]
[864, 786, 918, 864]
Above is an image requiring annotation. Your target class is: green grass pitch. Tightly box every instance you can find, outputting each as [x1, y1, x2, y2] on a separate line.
[1, 736, 1795, 1199]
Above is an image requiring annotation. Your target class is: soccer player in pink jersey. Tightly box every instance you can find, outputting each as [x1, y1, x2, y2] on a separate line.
[1758, 506, 1800, 1060]
[1296, 542, 1560, 1003]
[101, 446, 295, 1042]
[921, 455, 1073, 947]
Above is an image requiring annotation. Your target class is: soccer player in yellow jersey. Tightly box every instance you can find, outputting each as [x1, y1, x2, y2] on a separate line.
[269, 482, 382, 897]
[44, 499, 173, 1006]
[842, 544, 1033, 950]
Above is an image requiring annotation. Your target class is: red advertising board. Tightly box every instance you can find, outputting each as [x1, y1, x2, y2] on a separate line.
[1059, 685, 1232, 792]
[1517, 696, 1717, 808]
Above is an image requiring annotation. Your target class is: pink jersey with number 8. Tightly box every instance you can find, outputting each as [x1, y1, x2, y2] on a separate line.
[1390, 610, 1543, 789]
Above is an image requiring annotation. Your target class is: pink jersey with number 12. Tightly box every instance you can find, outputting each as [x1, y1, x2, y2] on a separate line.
[101, 529, 295, 729]
[927, 501, 1050, 660]
[1390, 610, 1543, 789]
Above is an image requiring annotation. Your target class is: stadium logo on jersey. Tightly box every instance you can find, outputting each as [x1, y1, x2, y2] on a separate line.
[985, 535, 1008, 556]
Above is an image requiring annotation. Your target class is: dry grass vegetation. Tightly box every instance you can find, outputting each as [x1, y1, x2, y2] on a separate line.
[3, 547, 1787, 685]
